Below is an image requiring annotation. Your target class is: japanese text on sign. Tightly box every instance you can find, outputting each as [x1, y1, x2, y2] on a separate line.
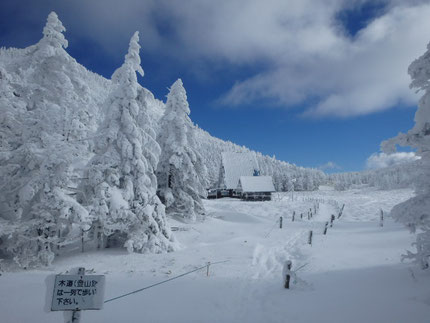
[51, 274, 105, 311]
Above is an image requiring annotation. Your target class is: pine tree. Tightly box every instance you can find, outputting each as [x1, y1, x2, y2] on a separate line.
[85, 32, 175, 253]
[383, 41, 430, 269]
[156, 79, 207, 221]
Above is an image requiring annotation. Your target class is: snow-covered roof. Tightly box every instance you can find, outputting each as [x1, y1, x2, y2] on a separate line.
[221, 152, 259, 189]
[238, 176, 275, 193]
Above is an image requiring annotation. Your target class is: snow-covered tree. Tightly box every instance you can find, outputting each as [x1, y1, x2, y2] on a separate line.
[36, 11, 68, 58]
[156, 79, 207, 221]
[85, 32, 175, 253]
[285, 174, 295, 192]
[0, 12, 92, 267]
[383, 41, 430, 269]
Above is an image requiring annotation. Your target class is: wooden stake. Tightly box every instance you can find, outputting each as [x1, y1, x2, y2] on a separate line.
[330, 214, 335, 227]
[81, 229, 84, 253]
[323, 221, 328, 235]
[57, 229, 61, 251]
[284, 261, 292, 289]
[308, 230, 313, 245]
[338, 204, 345, 219]
[97, 221, 103, 249]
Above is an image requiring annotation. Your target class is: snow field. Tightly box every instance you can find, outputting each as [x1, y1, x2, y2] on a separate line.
[1, 187, 429, 323]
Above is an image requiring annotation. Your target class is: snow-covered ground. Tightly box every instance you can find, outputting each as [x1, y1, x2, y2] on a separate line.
[1, 186, 429, 323]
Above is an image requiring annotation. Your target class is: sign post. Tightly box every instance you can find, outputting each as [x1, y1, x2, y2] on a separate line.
[51, 267, 105, 323]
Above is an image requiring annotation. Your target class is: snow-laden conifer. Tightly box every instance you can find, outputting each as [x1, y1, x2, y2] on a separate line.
[157, 79, 207, 221]
[86, 32, 175, 253]
[383, 41, 430, 269]
[37, 12, 68, 58]
[0, 12, 92, 267]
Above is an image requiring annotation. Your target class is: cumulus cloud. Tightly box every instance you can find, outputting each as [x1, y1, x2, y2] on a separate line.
[366, 152, 420, 169]
[6, 0, 430, 117]
[219, 1, 430, 117]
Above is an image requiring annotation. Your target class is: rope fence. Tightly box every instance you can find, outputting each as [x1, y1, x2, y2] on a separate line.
[264, 218, 281, 238]
[104, 260, 230, 304]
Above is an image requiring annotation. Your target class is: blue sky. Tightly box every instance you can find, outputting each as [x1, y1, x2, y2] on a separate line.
[1, 0, 429, 172]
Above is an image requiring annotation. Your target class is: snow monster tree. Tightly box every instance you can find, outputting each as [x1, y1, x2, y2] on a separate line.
[86, 32, 175, 253]
[0, 12, 91, 268]
[156, 79, 207, 222]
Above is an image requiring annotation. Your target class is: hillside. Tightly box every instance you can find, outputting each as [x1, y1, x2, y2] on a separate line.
[0, 13, 326, 268]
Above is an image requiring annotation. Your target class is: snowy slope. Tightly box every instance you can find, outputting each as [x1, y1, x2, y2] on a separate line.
[1, 187, 429, 323]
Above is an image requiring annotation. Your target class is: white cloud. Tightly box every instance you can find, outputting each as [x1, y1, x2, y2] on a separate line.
[366, 152, 420, 169]
[16, 0, 430, 117]
[220, 1, 430, 117]
[162, 0, 430, 117]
